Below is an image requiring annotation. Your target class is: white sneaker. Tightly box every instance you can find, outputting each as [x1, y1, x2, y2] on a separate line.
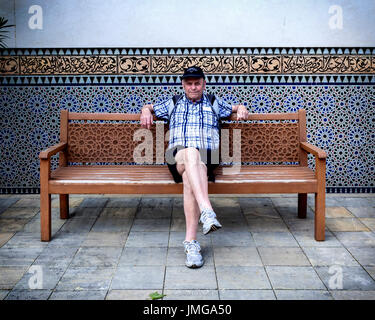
[199, 208, 222, 235]
[183, 240, 204, 268]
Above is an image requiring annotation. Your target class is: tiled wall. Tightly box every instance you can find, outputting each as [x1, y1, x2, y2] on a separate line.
[0, 47, 374, 193]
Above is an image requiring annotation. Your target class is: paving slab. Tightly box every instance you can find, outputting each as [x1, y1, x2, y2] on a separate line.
[169, 231, 211, 248]
[292, 230, 342, 247]
[346, 247, 375, 266]
[252, 231, 299, 247]
[303, 247, 360, 267]
[211, 231, 255, 247]
[90, 217, 132, 233]
[119, 247, 168, 266]
[247, 218, 289, 232]
[136, 207, 172, 219]
[69, 207, 103, 218]
[106, 289, 154, 300]
[111, 266, 165, 290]
[266, 266, 326, 290]
[274, 290, 332, 300]
[333, 232, 375, 247]
[56, 267, 114, 291]
[50, 290, 107, 300]
[105, 197, 141, 208]
[13, 265, 66, 290]
[213, 247, 262, 266]
[164, 266, 217, 290]
[315, 266, 375, 291]
[125, 231, 169, 248]
[79, 197, 109, 208]
[34, 246, 78, 268]
[243, 206, 281, 219]
[0, 266, 28, 289]
[131, 219, 171, 232]
[325, 207, 354, 218]
[140, 197, 173, 208]
[81, 232, 128, 247]
[347, 207, 375, 218]
[330, 290, 375, 300]
[216, 266, 271, 290]
[5, 289, 51, 300]
[219, 289, 275, 300]
[163, 289, 219, 300]
[99, 207, 137, 219]
[60, 217, 97, 233]
[326, 218, 370, 232]
[258, 247, 311, 266]
[70, 246, 122, 268]
[0, 233, 14, 247]
[359, 218, 375, 231]
[0, 207, 39, 219]
[0, 246, 45, 266]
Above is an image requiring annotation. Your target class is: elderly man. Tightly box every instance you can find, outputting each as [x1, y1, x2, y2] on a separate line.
[140, 66, 249, 268]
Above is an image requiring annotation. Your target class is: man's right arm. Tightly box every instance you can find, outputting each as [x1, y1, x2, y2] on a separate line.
[140, 104, 154, 129]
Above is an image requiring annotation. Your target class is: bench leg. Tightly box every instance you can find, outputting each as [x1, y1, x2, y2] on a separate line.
[59, 194, 69, 219]
[298, 193, 307, 219]
[40, 192, 51, 241]
[314, 191, 325, 241]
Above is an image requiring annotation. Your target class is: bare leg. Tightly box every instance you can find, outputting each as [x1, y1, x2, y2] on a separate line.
[175, 148, 213, 211]
[182, 171, 201, 241]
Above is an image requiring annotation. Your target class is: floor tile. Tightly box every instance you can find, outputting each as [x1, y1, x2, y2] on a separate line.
[106, 289, 153, 300]
[243, 206, 281, 219]
[81, 232, 127, 247]
[125, 231, 169, 247]
[0, 266, 28, 289]
[211, 231, 255, 247]
[252, 231, 299, 247]
[99, 207, 137, 219]
[292, 230, 342, 247]
[216, 266, 271, 289]
[219, 289, 275, 300]
[333, 232, 375, 247]
[163, 289, 219, 300]
[247, 218, 289, 232]
[213, 247, 262, 266]
[266, 266, 325, 290]
[165, 266, 217, 290]
[258, 247, 311, 266]
[70, 246, 122, 268]
[5, 289, 51, 300]
[346, 247, 375, 266]
[274, 290, 332, 300]
[79, 198, 108, 208]
[347, 207, 375, 218]
[105, 197, 140, 208]
[136, 207, 172, 219]
[50, 290, 107, 300]
[131, 219, 170, 232]
[119, 247, 168, 266]
[56, 267, 114, 291]
[112, 266, 165, 290]
[303, 247, 360, 266]
[168, 232, 211, 248]
[325, 207, 354, 218]
[330, 290, 375, 300]
[90, 217, 132, 233]
[315, 266, 375, 291]
[359, 218, 375, 231]
[326, 218, 370, 232]
[0, 207, 39, 219]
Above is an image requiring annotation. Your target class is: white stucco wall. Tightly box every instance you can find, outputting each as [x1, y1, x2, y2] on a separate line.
[0, 0, 374, 48]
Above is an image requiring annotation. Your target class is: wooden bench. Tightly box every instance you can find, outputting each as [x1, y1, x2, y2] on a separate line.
[39, 109, 327, 242]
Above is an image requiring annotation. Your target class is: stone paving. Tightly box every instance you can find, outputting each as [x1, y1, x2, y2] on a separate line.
[0, 193, 374, 300]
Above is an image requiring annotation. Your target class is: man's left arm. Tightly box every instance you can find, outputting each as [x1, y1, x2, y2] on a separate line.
[232, 104, 249, 120]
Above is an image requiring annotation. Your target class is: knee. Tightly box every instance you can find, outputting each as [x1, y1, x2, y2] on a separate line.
[184, 148, 201, 165]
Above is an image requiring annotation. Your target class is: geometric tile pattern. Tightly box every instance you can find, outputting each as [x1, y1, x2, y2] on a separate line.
[0, 47, 374, 193]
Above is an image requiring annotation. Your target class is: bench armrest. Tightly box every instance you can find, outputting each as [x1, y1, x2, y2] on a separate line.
[300, 142, 327, 159]
[39, 142, 67, 160]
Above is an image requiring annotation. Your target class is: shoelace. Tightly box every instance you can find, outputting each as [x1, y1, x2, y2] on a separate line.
[200, 208, 216, 223]
[184, 240, 201, 254]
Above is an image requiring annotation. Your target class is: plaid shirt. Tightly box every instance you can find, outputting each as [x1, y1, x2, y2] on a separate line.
[153, 93, 232, 150]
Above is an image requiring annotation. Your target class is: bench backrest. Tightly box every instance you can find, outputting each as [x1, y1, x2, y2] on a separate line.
[59, 109, 307, 166]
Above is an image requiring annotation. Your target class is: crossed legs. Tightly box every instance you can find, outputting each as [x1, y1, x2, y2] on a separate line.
[175, 147, 214, 241]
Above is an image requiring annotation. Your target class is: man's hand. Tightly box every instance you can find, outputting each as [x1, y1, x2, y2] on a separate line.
[235, 105, 249, 121]
[140, 104, 154, 129]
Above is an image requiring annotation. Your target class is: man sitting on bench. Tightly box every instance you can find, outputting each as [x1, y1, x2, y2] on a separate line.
[140, 66, 249, 268]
